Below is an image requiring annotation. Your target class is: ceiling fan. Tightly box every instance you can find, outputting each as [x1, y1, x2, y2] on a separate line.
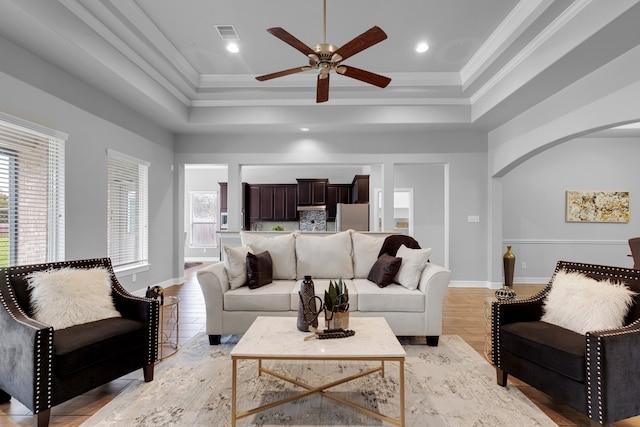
[255, 0, 391, 103]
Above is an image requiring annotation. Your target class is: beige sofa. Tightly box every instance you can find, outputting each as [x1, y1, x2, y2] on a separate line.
[197, 230, 451, 345]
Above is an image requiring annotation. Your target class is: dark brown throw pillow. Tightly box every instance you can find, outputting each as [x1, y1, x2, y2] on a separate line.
[367, 253, 402, 288]
[246, 250, 273, 289]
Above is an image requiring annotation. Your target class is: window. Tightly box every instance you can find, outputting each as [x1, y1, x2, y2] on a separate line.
[0, 112, 66, 267]
[107, 149, 149, 270]
[190, 191, 217, 247]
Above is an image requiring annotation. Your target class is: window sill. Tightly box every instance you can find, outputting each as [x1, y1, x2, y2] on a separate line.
[114, 263, 150, 276]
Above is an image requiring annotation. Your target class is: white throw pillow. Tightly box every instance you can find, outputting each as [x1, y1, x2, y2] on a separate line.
[224, 245, 253, 289]
[241, 231, 296, 280]
[28, 267, 121, 330]
[351, 232, 385, 279]
[394, 244, 432, 290]
[295, 231, 354, 279]
[542, 270, 637, 334]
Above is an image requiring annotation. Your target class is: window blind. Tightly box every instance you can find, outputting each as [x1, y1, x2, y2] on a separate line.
[0, 112, 66, 267]
[107, 149, 149, 270]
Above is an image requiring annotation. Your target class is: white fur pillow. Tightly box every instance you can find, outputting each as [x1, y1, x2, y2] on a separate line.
[394, 244, 432, 290]
[240, 232, 296, 279]
[28, 267, 121, 330]
[542, 270, 637, 334]
[351, 232, 385, 279]
[224, 245, 253, 289]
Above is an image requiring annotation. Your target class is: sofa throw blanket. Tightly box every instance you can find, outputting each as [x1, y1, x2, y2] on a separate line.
[378, 235, 421, 257]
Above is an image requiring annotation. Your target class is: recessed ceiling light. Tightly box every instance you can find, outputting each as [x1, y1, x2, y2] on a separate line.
[299, 127, 310, 132]
[416, 42, 429, 53]
[226, 42, 239, 53]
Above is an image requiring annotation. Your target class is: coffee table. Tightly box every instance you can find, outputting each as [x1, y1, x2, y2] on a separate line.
[230, 316, 406, 426]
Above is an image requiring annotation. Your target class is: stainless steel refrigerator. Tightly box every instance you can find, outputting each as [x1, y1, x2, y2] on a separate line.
[335, 203, 369, 231]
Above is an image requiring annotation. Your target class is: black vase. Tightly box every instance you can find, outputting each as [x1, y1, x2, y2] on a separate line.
[297, 276, 319, 332]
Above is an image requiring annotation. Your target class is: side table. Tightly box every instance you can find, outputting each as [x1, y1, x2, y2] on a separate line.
[158, 295, 180, 360]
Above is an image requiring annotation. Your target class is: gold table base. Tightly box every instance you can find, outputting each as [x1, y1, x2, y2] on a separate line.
[231, 356, 405, 426]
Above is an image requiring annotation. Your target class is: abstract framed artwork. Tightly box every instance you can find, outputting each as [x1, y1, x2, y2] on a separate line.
[565, 191, 630, 223]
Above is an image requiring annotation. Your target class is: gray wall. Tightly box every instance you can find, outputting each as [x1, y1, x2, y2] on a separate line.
[502, 136, 640, 281]
[0, 36, 177, 293]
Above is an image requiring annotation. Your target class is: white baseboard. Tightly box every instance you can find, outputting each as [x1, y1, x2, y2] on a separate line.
[449, 278, 549, 289]
[449, 280, 495, 289]
[131, 277, 184, 297]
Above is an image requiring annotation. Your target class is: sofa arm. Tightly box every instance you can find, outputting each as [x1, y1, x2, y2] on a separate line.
[196, 262, 229, 336]
[0, 287, 53, 415]
[585, 323, 640, 425]
[417, 263, 451, 335]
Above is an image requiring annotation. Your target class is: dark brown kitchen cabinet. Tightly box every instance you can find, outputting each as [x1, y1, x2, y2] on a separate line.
[351, 175, 370, 204]
[273, 184, 298, 221]
[248, 184, 298, 221]
[327, 184, 352, 221]
[248, 185, 261, 221]
[297, 179, 328, 206]
[219, 182, 227, 212]
[260, 186, 274, 220]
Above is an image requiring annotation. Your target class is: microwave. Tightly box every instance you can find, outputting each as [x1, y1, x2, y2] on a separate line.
[220, 212, 228, 230]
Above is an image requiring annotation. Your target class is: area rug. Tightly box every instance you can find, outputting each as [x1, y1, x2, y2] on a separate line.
[183, 261, 203, 270]
[82, 334, 555, 426]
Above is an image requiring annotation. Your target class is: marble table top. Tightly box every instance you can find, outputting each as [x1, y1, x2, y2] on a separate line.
[231, 316, 406, 359]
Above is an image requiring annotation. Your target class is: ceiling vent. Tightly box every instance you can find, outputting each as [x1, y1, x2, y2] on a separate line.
[215, 25, 239, 41]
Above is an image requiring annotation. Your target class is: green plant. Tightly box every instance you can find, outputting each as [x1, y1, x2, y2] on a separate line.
[271, 225, 284, 231]
[324, 277, 349, 312]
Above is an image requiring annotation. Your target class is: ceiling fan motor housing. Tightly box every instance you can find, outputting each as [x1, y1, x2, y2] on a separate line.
[309, 43, 341, 70]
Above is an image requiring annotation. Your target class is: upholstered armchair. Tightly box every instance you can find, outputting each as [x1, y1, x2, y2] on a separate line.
[492, 261, 640, 426]
[0, 258, 159, 427]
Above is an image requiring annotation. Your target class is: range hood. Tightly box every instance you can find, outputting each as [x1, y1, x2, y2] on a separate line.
[297, 205, 326, 211]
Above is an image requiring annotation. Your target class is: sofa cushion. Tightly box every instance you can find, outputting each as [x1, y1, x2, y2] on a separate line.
[354, 279, 425, 312]
[224, 245, 253, 289]
[542, 270, 636, 334]
[295, 231, 354, 279]
[246, 251, 273, 289]
[27, 267, 121, 330]
[500, 321, 586, 382]
[242, 232, 297, 280]
[352, 232, 386, 279]
[394, 245, 432, 290]
[53, 317, 146, 376]
[367, 253, 402, 288]
[224, 280, 295, 311]
[290, 278, 358, 311]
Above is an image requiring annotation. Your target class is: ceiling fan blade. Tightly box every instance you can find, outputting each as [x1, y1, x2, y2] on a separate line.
[256, 66, 311, 81]
[316, 73, 330, 103]
[333, 26, 387, 62]
[336, 65, 391, 88]
[267, 27, 316, 57]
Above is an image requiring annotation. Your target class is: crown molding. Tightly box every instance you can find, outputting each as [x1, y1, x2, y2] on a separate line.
[460, 0, 554, 90]
[190, 97, 471, 108]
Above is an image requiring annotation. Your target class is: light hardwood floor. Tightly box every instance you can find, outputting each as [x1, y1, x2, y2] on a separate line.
[1, 265, 639, 426]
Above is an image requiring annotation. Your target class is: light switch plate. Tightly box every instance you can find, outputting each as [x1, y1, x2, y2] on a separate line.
[467, 215, 480, 223]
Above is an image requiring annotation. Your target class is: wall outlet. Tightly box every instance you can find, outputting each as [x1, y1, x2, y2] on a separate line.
[521, 262, 527, 270]
[132, 273, 137, 282]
